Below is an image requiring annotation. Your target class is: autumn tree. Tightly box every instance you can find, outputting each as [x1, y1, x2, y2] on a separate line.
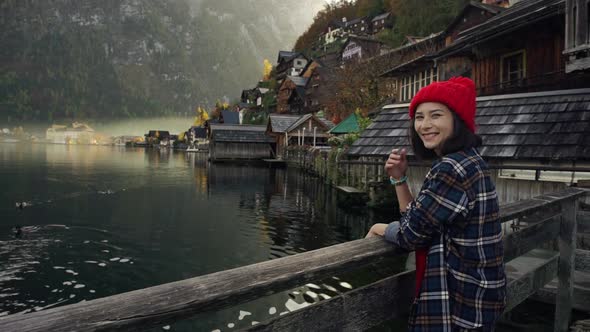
[262, 59, 273, 81]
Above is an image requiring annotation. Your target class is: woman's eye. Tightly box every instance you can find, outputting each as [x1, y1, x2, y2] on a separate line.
[415, 116, 424, 120]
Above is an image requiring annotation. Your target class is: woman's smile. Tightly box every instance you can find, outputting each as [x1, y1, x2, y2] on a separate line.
[414, 102, 454, 155]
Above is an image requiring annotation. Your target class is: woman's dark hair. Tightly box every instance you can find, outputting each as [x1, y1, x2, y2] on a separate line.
[409, 111, 482, 160]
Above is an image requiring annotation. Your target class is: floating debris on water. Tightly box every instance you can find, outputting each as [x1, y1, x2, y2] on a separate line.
[84, 241, 90, 244]
[89, 290, 96, 293]
[109, 257, 120, 262]
[119, 258, 130, 263]
[305, 283, 321, 289]
[98, 263, 106, 267]
[339, 282, 352, 289]
[62, 282, 72, 286]
[84, 261, 98, 264]
[227, 322, 235, 328]
[322, 284, 338, 292]
[162, 326, 170, 330]
[269, 307, 277, 315]
[53, 266, 66, 270]
[74, 284, 85, 289]
[238, 310, 251, 320]
[251, 321, 259, 325]
[69, 294, 75, 298]
[284, 298, 311, 312]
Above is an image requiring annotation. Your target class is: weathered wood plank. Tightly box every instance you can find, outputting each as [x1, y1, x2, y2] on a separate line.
[504, 213, 561, 262]
[575, 249, 590, 273]
[251, 249, 558, 332]
[555, 198, 578, 332]
[247, 270, 415, 332]
[504, 249, 559, 313]
[336, 185, 365, 194]
[0, 237, 401, 332]
[499, 188, 585, 223]
[532, 269, 590, 313]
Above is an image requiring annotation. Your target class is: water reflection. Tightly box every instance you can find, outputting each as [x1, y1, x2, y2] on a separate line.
[0, 144, 393, 330]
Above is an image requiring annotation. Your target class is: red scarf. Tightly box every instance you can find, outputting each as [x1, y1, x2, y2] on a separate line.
[415, 248, 428, 297]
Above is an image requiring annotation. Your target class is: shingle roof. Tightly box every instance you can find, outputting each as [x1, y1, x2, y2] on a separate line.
[287, 76, 308, 87]
[268, 114, 335, 133]
[210, 124, 273, 143]
[371, 12, 391, 22]
[347, 88, 590, 160]
[269, 115, 300, 133]
[438, 0, 563, 58]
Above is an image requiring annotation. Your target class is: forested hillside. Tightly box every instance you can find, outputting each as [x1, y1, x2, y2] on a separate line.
[0, 0, 324, 122]
[294, 0, 469, 52]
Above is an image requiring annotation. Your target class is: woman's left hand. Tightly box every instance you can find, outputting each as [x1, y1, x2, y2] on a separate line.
[365, 223, 388, 238]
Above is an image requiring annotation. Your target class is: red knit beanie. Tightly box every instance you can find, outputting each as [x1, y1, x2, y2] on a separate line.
[409, 76, 477, 133]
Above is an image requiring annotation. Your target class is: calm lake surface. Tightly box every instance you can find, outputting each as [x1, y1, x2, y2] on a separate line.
[0, 143, 399, 331]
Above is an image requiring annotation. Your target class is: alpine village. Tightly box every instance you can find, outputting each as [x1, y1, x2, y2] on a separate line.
[2, 0, 590, 331]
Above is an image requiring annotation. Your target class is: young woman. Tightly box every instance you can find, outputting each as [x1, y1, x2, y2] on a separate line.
[366, 77, 506, 331]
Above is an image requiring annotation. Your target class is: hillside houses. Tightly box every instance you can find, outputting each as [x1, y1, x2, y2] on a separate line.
[348, 0, 590, 203]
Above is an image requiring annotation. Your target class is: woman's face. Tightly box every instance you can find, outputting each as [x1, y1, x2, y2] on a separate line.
[414, 102, 454, 155]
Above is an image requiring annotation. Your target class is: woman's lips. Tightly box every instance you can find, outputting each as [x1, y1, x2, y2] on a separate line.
[421, 133, 438, 140]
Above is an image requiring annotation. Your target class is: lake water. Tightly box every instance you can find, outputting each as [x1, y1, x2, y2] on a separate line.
[0, 143, 399, 331]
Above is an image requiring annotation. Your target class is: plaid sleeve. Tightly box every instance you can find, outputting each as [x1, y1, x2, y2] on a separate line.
[394, 162, 470, 251]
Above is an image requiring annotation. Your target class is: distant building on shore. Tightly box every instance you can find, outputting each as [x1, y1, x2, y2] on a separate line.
[46, 122, 99, 144]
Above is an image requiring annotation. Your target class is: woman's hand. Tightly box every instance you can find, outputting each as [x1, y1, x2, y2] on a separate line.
[365, 223, 388, 238]
[385, 148, 408, 180]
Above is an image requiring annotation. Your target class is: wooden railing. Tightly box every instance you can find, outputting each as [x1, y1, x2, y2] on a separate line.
[0, 188, 587, 332]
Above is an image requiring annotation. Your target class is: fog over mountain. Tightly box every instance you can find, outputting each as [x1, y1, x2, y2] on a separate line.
[0, 0, 326, 121]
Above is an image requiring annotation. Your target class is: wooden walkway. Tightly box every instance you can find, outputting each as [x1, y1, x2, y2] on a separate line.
[0, 188, 587, 332]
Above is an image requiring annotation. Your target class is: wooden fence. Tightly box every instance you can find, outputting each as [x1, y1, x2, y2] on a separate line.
[0, 188, 587, 331]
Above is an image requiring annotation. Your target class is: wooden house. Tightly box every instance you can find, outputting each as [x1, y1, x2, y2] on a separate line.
[266, 114, 335, 158]
[380, 1, 504, 102]
[343, 17, 370, 36]
[434, 0, 590, 96]
[301, 60, 337, 114]
[322, 19, 347, 45]
[370, 12, 393, 35]
[276, 76, 308, 115]
[347, 88, 590, 204]
[340, 36, 389, 64]
[563, 0, 590, 73]
[275, 51, 309, 83]
[351, 0, 590, 204]
[208, 124, 274, 162]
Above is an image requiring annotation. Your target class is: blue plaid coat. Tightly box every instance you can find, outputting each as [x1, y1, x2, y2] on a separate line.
[384, 148, 506, 332]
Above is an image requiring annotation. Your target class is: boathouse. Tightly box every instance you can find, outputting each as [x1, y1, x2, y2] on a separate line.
[208, 124, 274, 162]
[266, 114, 334, 159]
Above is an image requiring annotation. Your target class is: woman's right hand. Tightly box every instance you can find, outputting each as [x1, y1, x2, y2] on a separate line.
[385, 148, 408, 180]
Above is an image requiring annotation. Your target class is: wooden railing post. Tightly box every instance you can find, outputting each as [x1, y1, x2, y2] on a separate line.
[554, 197, 578, 332]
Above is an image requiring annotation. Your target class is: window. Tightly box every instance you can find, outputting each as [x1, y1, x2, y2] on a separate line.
[399, 68, 438, 101]
[500, 50, 526, 85]
[499, 169, 590, 183]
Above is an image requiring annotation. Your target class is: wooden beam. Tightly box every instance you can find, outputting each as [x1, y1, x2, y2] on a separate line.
[504, 249, 559, 312]
[0, 237, 402, 332]
[504, 213, 561, 262]
[555, 198, 578, 332]
[575, 249, 590, 273]
[248, 270, 415, 332]
[252, 249, 559, 331]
